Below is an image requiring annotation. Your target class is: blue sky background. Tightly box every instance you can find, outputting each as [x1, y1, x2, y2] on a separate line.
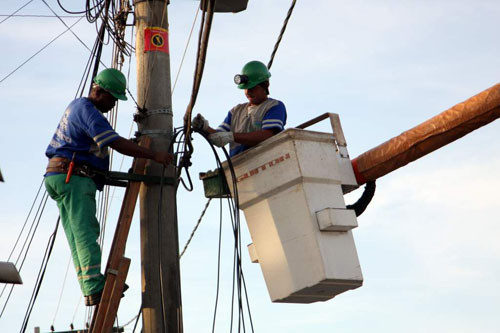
[1, 0, 500, 332]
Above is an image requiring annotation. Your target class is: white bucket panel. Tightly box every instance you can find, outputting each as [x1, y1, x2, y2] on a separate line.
[223, 128, 363, 303]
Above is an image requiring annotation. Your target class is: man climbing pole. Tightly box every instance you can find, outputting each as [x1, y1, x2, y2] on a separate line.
[44, 68, 172, 306]
[191, 60, 287, 156]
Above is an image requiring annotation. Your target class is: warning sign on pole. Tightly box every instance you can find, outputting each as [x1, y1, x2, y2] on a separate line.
[144, 27, 169, 54]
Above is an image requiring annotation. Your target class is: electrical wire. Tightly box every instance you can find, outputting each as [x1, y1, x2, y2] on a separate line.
[267, 0, 297, 70]
[4, 179, 44, 264]
[131, 303, 143, 333]
[70, 296, 83, 331]
[183, 0, 216, 142]
[211, 198, 224, 333]
[0, 188, 48, 319]
[19, 217, 61, 333]
[7, 0, 135, 326]
[41, 0, 94, 54]
[16, 193, 49, 273]
[57, 0, 102, 15]
[0, 16, 86, 86]
[0, 0, 35, 25]
[121, 310, 139, 329]
[179, 198, 212, 258]
[4, 2, 135, 328]
[181, 129, 254, 332]
[0, 14, 81, 18]
[157, 165, 170, 331]
[172, 5, 200, 95]
[51, 256, 72, 329]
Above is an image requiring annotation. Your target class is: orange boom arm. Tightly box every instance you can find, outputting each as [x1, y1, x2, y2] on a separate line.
[352, 83, 500, 184]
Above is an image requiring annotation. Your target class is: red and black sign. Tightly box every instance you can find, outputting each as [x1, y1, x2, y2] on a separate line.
[144, 27, 169, 54]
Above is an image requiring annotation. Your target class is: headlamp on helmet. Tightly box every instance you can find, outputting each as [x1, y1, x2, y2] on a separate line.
[234, 61, 271, 90]
[234, 74, 249, 85]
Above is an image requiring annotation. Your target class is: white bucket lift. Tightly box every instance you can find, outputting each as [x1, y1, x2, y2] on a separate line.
[222, 113, 362, 303]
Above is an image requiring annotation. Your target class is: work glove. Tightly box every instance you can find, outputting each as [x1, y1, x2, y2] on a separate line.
[209, 131, 234, 147]
[191, 113, 209, 132]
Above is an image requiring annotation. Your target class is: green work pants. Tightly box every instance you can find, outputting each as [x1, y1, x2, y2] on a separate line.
[45, 174, 105, 296]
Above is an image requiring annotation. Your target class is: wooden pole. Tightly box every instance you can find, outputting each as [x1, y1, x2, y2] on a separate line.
[135, 0, 182, 332]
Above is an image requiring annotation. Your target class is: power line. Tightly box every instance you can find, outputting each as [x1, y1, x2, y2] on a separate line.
[179, 198, 212, 258]
[0, 14, 82, 18]
[20, 217, 61, 333]
[267, 0, 297, 69]
[0, 0, 35, 25]
[0, 16, 85, 86]
[51, 256, 72, 329]
[184, 130, 254, 332]
[41, 0, 93, 54]
[183, 0, 216, 139]
[172, 5, 200, 95]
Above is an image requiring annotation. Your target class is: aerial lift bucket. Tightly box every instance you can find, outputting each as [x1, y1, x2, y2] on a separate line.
[216, 83, 500, 304]
[221, 114, 362, 303]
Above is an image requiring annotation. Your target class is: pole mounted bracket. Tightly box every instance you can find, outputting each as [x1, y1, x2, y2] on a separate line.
[134, 129, 172, 139]
[134, 107, 173, 123]
[103, 170, 175, 187]
[133, 0, 169, 4]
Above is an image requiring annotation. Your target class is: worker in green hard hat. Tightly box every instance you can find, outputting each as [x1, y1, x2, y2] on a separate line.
[44, 68, 173, 306]
[191, 60, 287, 156]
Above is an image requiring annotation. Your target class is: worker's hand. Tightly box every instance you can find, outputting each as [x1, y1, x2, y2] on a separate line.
[153, 151, 174, 167]
[191, 113, 209, 132]
[209, 131, 234, 147]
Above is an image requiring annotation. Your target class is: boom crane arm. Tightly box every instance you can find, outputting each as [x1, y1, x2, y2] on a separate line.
[352, 83, 500, 184]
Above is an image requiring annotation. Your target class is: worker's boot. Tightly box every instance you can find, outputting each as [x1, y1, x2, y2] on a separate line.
[84, 292, 102, 307]
[84, 283, 129, 306]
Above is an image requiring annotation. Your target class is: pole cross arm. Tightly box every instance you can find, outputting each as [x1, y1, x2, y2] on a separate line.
[102, 170, 175, 187]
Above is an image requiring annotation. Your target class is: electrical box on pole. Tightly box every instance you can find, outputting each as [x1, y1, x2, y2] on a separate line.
[201, 0, 248, 13]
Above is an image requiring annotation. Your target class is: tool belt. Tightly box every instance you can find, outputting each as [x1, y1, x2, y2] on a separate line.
[46, 157, 95, 178]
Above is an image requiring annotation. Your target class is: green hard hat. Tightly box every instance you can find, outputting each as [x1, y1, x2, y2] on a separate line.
[234, 60, 271, 89]
[93, 68, 128, 101]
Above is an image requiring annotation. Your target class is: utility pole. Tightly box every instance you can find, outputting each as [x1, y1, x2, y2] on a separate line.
[135, 1, 182, 332]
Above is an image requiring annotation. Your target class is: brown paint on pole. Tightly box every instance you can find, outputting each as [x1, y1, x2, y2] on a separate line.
[352, 83, 500, 184]
[135, 1, 183, 332]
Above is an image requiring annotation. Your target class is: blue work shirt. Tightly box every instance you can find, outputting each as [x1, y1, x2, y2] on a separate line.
[217, 98, 287, 157]
[45, 98, 120, 188]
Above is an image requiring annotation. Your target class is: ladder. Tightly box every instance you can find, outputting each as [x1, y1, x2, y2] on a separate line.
[89, 137, 150, 332]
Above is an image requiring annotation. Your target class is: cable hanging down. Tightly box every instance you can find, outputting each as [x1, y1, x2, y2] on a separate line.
[179, 198, 212, 258]
[180, 129, 254, 332]
[182, 0, 217, 150]
[267, 0, 297, 70]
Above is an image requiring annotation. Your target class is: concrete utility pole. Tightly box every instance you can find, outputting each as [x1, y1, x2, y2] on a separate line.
[135, 1, 182, 332]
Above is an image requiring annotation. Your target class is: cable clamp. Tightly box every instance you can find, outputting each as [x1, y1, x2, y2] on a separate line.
[107, 268, 119, 276]
[143, 107, 173, 116]
[134, 107, 173, 122]
[135, 129, 172, 138]
[134, 0, 169, 4]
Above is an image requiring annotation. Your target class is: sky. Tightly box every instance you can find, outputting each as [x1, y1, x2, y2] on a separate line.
[1, 0, 500, 332]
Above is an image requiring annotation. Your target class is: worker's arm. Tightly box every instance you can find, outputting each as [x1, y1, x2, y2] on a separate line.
[109, 137, 173, 167]
[205, 126, 216, 134]
[208, 129, 277, 148]
[233, 129, 275, 147]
